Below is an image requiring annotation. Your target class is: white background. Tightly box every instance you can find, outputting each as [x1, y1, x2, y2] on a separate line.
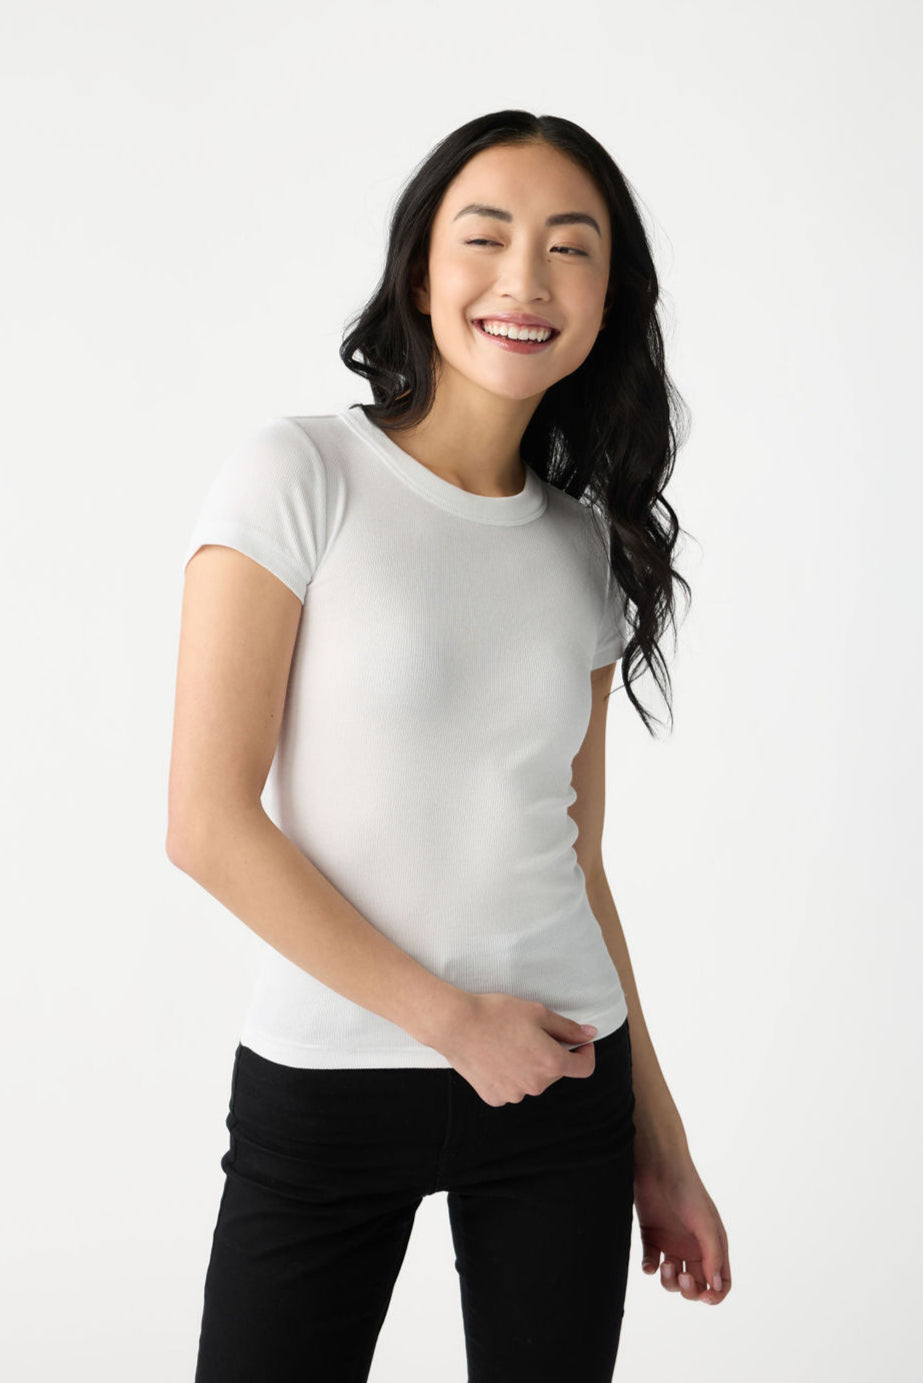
[2, 1, 920, 1378]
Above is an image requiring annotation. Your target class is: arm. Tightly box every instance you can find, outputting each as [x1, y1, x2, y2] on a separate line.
[583, 863, 689, 1167]
[570, 662, 690, 1169]
[572, 663, 732, 1303]
[166, 544, 471, 1049]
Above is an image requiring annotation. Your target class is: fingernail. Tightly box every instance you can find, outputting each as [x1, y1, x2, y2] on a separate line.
[582, 1024, 597, 1035]
[714, 1271, 722, 1291]
[662, 1263, 674, 1279]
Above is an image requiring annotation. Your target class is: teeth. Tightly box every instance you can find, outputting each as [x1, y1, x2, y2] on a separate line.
[478, 320, 554, 342]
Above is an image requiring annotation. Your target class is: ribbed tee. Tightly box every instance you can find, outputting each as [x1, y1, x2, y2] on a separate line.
[183, 404, 629, 1068]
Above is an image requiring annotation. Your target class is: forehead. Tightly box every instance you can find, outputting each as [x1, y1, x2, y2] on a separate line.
[434, 142, 610, 242]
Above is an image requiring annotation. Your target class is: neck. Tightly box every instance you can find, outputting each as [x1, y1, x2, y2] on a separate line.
[379, 375, 541, 498]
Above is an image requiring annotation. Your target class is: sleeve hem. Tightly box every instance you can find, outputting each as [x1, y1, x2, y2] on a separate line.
[590, 639, 625, 670]
[591, 530, 628, 668]
[183, 518, 310, 602]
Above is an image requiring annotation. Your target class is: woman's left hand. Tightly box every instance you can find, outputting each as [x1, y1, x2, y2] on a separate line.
[633, 1150, 732, 1305]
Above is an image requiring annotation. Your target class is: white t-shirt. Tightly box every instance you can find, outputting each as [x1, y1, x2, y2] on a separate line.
[183, 404, 629, 1068]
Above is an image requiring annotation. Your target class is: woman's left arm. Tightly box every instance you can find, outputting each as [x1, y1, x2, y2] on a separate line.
[571, 663, 733, 1306]
[582, 862, 690, 1167]
[585, 867, 733, 1306]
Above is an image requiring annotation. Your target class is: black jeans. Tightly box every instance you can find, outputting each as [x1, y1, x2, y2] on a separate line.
[194, 1018, 635, 1382]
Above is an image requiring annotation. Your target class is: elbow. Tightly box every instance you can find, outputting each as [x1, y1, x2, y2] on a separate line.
[165, 799, 215, 874]
[165, 824, 198, 875]
[579, 855, 607, 892]
[166, 795, 264, 874]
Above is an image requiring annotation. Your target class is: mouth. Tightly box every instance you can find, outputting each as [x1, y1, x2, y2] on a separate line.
[472, 318, 560, 353]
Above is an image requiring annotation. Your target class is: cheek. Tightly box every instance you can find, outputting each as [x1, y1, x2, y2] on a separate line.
[568, 282, 607, 338]
[572, 275, 607, 316]
[429, 306, 474, 359]
[428, 272, 477, 336]
[431, 254, 481, 305]
[552, 321, 603, 377]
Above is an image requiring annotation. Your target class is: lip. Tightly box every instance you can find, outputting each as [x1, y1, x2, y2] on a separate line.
[472, 312, 560, 334]
[473, 318, 558, 354]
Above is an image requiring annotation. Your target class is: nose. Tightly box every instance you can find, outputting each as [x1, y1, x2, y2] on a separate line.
[492, 247, 551, 305]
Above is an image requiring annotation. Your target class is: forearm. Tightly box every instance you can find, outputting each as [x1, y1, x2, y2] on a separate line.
[584, 863, 691, 1167]
[167, 804, 471, 1050]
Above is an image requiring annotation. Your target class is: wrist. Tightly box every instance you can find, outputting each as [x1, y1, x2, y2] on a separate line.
[633, 1110, 691, 1171]
[408, 981, 476, 1052]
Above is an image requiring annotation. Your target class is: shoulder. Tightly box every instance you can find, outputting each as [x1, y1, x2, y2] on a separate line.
[198, 415, 325, 495]
[541, 481, 594, 532]
[201, 412, 356, 519]
[238, 413, 332, 479]
[541, 483, 610, 566]
[183, 412, 348, 601]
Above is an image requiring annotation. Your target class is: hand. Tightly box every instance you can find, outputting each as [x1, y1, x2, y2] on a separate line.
[433, 992, 598, 1106]
[634, 1151, 732, 1305]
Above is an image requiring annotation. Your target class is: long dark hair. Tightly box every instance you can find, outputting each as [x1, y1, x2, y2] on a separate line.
[339, 110, 691, 736]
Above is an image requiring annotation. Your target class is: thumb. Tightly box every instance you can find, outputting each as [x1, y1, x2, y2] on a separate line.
[548, 1011, 598, 1046]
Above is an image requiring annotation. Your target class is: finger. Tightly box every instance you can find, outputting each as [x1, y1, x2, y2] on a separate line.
[640, 1234, 661, 1276]
[699, 1267, 732, 1302]
[676, 1260, 703, 1301]
[689, 1217, 727, 1298]
[660, 1257, 683, 1292]
[703, 1229, 731, 1301]
[719, 1230, 732, 1296]
[699, 1258, 731, 1302]
[679, 1258, 709, 1301]
[703, 1261, 727, 1300]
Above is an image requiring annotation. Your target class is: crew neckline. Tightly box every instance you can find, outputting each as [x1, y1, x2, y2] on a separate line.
[338, 405, 548, 526]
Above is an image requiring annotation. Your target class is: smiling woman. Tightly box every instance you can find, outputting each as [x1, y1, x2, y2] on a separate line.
[341, 120, 690, 736]
[174, 109, 729, 1383]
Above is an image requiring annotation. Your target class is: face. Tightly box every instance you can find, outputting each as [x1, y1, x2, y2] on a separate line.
[412, 141, 612, 407]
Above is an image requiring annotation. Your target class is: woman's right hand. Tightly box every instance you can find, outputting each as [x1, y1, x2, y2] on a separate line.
[433, 992, 598, 1106]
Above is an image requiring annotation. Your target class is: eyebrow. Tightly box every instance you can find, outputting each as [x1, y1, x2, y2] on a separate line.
[452, 202, 602, 238]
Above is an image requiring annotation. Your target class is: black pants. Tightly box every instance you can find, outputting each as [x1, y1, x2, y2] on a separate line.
[194, 1018, 635, 1382]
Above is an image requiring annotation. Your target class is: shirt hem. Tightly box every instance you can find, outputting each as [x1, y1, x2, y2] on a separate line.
[238, 995, 628, 1070]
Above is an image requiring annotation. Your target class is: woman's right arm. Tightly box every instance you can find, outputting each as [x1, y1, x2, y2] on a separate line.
[165, 543, 471, 1050]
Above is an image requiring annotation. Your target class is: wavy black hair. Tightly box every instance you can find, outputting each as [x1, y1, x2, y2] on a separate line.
[339, 110, 692, 736]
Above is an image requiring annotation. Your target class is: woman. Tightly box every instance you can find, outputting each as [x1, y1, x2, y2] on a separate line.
[169, 109, 732, 1382]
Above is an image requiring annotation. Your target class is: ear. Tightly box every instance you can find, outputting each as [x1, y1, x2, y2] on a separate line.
[411, 265, 431, 317]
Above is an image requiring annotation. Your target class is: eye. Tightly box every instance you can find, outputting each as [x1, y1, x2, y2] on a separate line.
[464, 238, 588, 257]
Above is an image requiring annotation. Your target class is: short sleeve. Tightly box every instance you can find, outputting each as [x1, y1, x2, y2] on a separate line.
[588, 507, 628, 669]
[591, 562, 628, 668]
[183, 418, 327, 603]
